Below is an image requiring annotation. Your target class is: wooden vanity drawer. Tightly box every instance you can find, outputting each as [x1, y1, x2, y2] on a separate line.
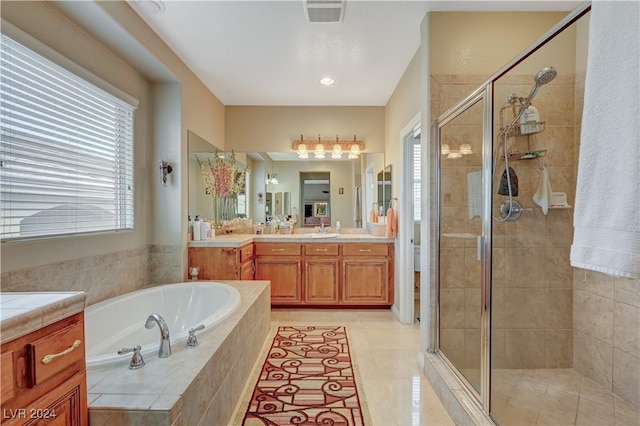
[304, 244, 339, 256]
[26, 320, 84, 388]
[240, 243, 254, 263]
[342, 244, 389, 257]
[255, 243, 301, 256]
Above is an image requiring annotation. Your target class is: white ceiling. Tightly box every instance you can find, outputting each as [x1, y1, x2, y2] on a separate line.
[129, 0, 582, 107]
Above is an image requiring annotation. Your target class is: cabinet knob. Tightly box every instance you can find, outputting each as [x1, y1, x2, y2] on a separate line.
[271, 248, 284, 252]
[315, 248, 328, 252]
[359, 249, 372, 252]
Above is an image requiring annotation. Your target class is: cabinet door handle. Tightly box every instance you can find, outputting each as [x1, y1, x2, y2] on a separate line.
[359, 249, 372, 252]
[42, 339, 82, 364]
[271, 248, 284, 252]
[315, 248, 328, 252]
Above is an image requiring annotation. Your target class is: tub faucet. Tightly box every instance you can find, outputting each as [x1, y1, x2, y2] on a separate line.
[145, 313, 171, 358]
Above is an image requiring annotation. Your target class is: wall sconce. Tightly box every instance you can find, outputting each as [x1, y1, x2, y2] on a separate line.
[266, 173, 279, 184]
[159, 160, 173, 187]
[442, 143, 473, 159]
[294, 134, 365, 159]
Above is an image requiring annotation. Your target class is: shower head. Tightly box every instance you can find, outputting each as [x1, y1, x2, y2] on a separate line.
[535, 66, 557, 85]
[522, 66, 557, 108]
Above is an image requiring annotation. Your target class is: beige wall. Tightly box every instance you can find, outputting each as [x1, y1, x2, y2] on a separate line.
[225, 106, 385, 153]
[429, 12, 571, 77]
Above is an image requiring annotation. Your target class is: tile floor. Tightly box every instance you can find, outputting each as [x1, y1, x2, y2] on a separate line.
[491, 368, 640, 426]
[229, 309, 455, 426]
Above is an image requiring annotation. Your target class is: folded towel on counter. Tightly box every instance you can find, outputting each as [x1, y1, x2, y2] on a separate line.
[467, 170, 482, 219]
[386, 207, 397, 238]
[570, 0, 640, 279]
[533, 166, 553, 215]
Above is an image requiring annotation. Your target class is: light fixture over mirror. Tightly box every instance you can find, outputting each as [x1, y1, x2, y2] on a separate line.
[442, 142, 473, 159]
[295, 134, 364, 159]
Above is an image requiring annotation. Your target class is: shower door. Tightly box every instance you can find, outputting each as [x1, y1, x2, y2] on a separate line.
[436, 88, 491, 400]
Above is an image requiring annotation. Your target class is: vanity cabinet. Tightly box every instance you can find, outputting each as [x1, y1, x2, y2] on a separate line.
[304, 244, 340, 304]
[254, 243, 303, 304]
[254, 241, 393, 307]
[342, 244, 392, 305]
[188, 243, 254, 280]
[1, 312, 88, 426]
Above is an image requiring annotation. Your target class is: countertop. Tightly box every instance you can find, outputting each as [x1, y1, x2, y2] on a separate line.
[0, 291, 86, 345]
[188, 233, 394, 247]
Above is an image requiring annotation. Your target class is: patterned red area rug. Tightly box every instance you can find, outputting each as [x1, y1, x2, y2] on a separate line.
[242, 326, 365, 425]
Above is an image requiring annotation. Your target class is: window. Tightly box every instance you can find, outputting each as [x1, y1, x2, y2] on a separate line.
[413, 135, 421, 222]
[1, 33, 136, 240]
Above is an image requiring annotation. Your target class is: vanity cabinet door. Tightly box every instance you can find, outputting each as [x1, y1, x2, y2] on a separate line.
[240, 259, 255, 280]
[188, 247, 238, 279]
[305, 257, 340, 304]
[341, 243, 393, 305]
[255, 243, 302, 305]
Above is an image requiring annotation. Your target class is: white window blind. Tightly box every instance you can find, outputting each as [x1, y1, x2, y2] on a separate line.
[0, 33, 135, 241]
[413, 140, 421, 221]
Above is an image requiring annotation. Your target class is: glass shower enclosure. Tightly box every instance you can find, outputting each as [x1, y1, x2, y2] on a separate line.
[428, 4, 633, 424]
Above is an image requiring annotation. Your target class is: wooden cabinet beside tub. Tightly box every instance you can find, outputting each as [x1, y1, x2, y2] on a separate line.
[254, 241, 394, 307]
[188, 243, 255, 280]
[1, 312, 88, 426]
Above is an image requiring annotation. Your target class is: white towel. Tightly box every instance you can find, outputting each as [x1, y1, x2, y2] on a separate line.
[570, 0, 640, 279]
[533, 166, 553, 215]
[467, 170, 482, 219]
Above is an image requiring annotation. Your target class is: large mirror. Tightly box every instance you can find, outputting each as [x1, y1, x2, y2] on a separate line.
[188, 130, 388, 229]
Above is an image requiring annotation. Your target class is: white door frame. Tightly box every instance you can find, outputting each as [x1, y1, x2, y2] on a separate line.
[393, 112, 421, 324]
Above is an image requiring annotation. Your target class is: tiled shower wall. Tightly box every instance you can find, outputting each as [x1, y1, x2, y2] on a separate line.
[433, 71, 640, 410]
[573, 67, 640, 410]
[1, 245, 183, 306]
[434, 73, 576, 372]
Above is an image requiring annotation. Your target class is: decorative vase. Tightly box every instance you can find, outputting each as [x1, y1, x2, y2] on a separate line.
[212, 196, 237, 225]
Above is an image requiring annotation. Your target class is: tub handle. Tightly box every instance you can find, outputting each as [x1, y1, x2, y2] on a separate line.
[118, 345, 145, 369]
[186, 324, 205, 349]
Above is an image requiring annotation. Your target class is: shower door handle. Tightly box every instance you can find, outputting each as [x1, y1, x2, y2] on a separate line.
[477, 236, 484, 261]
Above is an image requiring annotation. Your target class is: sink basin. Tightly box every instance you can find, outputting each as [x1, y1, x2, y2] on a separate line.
[309, 233, 338, 239]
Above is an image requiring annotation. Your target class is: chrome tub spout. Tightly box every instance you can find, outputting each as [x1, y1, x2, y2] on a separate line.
[145, 313, 172, 358]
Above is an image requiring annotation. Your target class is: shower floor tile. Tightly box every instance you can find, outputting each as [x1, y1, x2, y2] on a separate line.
[491, 368, 640, 425]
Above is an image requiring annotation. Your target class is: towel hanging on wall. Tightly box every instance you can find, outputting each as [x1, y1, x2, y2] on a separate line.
[533, 166, 553, 215]
[385, 199, 398, 238]
[570, 0, 639, 279]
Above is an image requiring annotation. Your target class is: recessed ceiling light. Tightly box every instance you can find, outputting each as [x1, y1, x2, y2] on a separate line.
[320, 77, 335, 86]
[134, 0, 166, 14]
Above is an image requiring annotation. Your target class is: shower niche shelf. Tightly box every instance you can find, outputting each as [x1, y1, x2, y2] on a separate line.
[501, 149, 547, 161]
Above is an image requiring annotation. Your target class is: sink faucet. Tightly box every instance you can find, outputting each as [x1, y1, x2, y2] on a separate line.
[320, 222, 326, 233]
[145, 313, 171, 358]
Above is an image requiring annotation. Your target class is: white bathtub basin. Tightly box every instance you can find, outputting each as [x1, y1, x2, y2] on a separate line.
[85, 281, 240, 368]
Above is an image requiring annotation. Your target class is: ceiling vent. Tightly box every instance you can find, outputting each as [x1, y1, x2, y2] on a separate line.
[304, 0, 345, 23]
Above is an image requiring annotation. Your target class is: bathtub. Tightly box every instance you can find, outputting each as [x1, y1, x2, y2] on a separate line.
[85, 281, 240, 368]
